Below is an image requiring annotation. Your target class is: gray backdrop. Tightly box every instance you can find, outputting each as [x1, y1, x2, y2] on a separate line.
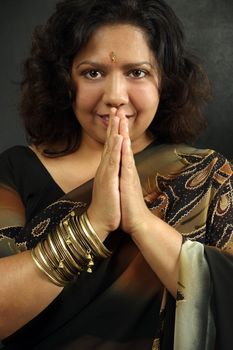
[0, 0, 233, 158]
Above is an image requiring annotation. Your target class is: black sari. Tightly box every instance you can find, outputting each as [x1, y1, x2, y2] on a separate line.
[0, 143, 233, 349]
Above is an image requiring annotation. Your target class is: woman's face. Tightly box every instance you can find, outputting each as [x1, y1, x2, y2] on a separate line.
[71, 24, 160, 152]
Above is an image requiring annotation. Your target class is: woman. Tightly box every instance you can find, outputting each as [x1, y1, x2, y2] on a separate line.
[0, 0, 232, 349]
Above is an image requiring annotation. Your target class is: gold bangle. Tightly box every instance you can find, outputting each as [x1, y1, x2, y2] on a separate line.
[78, 214, 102, 256]
[31, 209, 111, 286]
[56, 224, 83, 272]
[31, 248, 65, 287]
[81, 212, 112, 257]
[52, 229, 76, 279]
[39, 240, 69, 283]
[64, 219, 89, 264]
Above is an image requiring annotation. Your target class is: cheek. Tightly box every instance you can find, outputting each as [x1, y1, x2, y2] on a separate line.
[73, 84, 101, 112]
[131, 85, 159, 112]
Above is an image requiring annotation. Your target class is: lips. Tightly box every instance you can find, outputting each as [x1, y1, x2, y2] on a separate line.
[97, 113, 135, 128]
[100, 115, 110, 122]
[98, 114, 109, 127]
[97, 113, 135, 119]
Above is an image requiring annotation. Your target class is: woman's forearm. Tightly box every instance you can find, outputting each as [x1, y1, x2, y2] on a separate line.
[0, 251, 63, 339]
[131, 213, 183, 297]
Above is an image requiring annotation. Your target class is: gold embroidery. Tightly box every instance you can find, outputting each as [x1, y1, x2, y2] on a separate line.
[16, 241, 27, 252]
[31, 219, 50, 237]
[216, 193, 231, 216]
[186, 158, 217, 189]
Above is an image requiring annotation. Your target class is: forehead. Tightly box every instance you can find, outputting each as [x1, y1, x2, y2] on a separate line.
[74, 24, 155, 64]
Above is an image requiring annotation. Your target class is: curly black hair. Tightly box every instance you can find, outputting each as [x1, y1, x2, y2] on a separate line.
[20, 0, 210, 156]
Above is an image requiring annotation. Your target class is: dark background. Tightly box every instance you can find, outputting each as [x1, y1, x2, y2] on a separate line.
[0, 0, 232, 158]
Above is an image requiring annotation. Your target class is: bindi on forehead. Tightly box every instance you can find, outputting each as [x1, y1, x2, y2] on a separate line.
[109, 51, 117, 63]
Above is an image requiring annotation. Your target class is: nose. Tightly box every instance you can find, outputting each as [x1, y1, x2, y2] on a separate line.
[102, 73, 129, 108]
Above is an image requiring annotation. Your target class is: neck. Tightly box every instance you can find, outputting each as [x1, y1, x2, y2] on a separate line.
[78, 133, 104, 158]
[131, 132, 155, 154]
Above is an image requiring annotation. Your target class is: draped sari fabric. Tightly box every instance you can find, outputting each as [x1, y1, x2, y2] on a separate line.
[0, 143, 232, 349]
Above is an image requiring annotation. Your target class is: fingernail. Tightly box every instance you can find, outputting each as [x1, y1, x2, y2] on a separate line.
[110, 107, 117, 115]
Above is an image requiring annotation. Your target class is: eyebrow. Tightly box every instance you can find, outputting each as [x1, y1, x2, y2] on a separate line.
[75, 60, 154, 69]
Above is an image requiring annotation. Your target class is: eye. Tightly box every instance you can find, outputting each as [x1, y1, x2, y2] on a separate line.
[128, 69, 148, 78]
[83, 69, 103, 80]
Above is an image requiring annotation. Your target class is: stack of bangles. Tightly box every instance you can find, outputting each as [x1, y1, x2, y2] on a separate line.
[31, 211, 112, 286]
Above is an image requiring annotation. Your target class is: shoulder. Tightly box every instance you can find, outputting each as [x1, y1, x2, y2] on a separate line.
[183, 147, 232, 207]
[152, 144, 233, 196]
[0, 145, 36, 190]
[158, 143, 232, 176]
[0, 145, 32, 159]
[0, 145, 40, 169]
[174, 144, 232, 180]
[159, 143, 221, 161]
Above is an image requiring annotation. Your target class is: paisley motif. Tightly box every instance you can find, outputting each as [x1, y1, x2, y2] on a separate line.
[216, 193, 231, 216]
[31, 218, 50, 237]
[213, 161, 232, 185]
[185, 158, 217, 189]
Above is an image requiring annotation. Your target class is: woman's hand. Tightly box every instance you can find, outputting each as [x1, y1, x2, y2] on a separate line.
[87, 108, 123, 241]
[118, 113, 154, 235]
[118, 113, 182, 296]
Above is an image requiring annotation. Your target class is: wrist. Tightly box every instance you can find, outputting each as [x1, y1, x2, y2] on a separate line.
[86, 208, 110, 242]
[130, 212, 164, 241]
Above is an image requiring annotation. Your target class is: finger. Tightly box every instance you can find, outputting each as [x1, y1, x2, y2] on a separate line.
[103, 116, 120, 159]
[117, 109, 126, 119]
[119, 116, 129, 139]
[122, 136, 133, 160]
[103, 108, 118, 158]
[106, 107, 117, 139]
[108, 134, 123, 172]
[99, 134, 123, 180]
[110, 107, 118, 117]
[121, 137, 136, 179]
[106, 114, 112, 140]
[106, 108, 118, 144]
[109, 115, 120, 142]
